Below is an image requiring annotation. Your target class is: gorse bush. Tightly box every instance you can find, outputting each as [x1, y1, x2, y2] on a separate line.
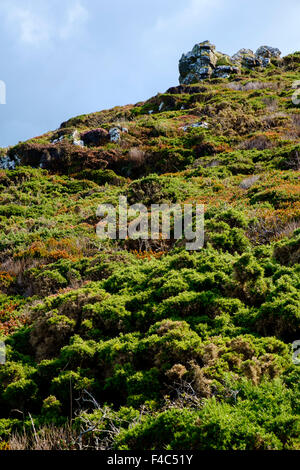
[0, 51, 299, 450]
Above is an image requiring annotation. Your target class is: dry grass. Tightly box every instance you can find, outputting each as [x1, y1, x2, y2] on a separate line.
[226, 81, 277, 92]
[292, 113, 300, 131]
[273, 220, 300, 240]
[247, 217, 300, 244]
[283, 114, 300, 140]
[239, 134, 275, 150]
[8, 425, 77, 450]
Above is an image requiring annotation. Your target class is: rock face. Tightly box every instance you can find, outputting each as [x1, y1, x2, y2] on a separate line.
[255, 46, 281, 66]
[179, 40, 218, 84]
[109, 127, 122, 142]
[213, 65, 240, 78]
[179, 41, 282, 84]
[109, 126, 128, 143]
[0, 154, 20, 170]
[231, 48, 261, 68]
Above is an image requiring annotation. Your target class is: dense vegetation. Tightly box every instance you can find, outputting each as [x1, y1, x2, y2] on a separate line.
[0, 51, 299, 450]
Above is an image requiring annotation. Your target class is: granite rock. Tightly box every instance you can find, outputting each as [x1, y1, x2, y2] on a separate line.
[179, 41, 281, 83]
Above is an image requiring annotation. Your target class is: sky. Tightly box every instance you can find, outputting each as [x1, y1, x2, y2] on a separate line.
[0, 0, 299, 148]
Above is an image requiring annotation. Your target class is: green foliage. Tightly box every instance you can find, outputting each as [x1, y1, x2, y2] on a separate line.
[115, 378, 299, 450]
[73, 169, 126, 186]
[0, 55, 299, 450]
[3, 379, 38, 409]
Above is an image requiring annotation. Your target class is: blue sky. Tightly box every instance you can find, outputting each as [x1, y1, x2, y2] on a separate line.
[0, 0, 299, 148]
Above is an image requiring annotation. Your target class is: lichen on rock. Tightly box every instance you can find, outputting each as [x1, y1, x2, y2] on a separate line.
[179, 40, 217, 84]
[0, 153, 20, 170]
[255, 45, 282, 66]
[179, 41, 282, 84]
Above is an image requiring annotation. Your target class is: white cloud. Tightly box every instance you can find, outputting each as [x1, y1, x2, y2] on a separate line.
[59, 1, 89, 39]
[153, 0, 221, 34]
[142, 0, 222, 60]
[4, 4, 50, 45]
[0, 0, 89, 46]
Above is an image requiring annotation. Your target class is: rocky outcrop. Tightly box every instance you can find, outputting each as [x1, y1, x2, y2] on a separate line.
[255, 46, 281, 66]
[0, 154, 20, 170]
[109, 126, 128, 143]
[109, 127, 122, 142]
[231, 48, 261, 68]
[179, 40, 218, 84]
[213, 65, 239, 78]
[179, 41, 282, 84]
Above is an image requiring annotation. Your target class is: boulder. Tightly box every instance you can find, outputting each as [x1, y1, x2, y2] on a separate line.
[109, 127, 122, 142]
[179, 40, 218, 84]
[255, 46, 281, 66]
[81, 128, 109, 146]
[213, 65, 239, 78]
[181, 121, 209, 131]
[108, 126, 128, 142]
[0, 154, 20, 170]
[231, 49, 261, 68]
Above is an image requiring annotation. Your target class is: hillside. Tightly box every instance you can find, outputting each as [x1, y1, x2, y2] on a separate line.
[0, 42, 299, 450]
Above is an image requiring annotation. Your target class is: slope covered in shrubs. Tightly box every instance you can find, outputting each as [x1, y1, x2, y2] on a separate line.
[0, 49, 299, 450]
